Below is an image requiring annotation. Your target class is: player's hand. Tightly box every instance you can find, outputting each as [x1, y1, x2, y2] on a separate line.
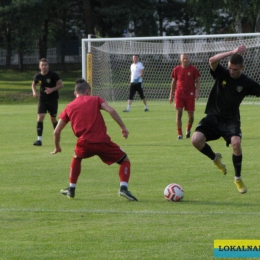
[51, 147, 62, 154]
[33, 92, 38, 98]
[169, 95, 174, 104]
[122, 128, 129, 139]
[235, 45, 246, 55]
[45, 87, 52, 94]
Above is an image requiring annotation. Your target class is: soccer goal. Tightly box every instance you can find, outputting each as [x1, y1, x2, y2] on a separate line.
[82, 33, 260, 104]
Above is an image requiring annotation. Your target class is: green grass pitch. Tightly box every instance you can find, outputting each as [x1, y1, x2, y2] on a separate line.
[1, 99, 260, 259]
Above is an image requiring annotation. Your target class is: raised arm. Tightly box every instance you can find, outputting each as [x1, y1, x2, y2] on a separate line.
[209, 45, 246, 71]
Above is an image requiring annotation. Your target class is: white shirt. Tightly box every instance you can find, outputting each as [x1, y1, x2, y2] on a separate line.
[130, 62, 144, 83]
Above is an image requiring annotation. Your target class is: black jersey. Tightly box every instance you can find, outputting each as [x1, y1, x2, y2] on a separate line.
[33, 70, 60, 101]
[205, 64, 260, 121]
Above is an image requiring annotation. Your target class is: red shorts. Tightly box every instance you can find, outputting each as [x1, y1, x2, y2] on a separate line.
[74, 139, 126, 165]
[175, 96, 195, 111]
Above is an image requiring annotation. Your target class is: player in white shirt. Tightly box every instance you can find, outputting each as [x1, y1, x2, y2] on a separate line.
[123, 55, 149, 112]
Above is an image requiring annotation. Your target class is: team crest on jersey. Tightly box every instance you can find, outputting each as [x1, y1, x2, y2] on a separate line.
[188, 72, 190, 76]
[237, 86, 243, 92]
[46, 79, 51, 83]
[39, 80, 42, 84]
[221, 80, 226, 87]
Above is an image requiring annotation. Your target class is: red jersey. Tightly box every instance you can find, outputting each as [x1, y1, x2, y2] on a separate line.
[171, 65, 200, 97]
[59, 96, 111, 143]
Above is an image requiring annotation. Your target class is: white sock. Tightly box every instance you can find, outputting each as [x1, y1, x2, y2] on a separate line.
[127, 105, 131, 110]
[234, 176, 241, 180]
[38, 136, 42, 141]
[70, 183, 76, 188]
[120, 182, 128, 187]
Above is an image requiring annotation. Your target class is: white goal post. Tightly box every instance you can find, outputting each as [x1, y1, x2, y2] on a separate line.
[82, 33, 260, 104]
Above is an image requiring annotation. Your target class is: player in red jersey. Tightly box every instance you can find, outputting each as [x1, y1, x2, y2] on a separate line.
[51, 78, 137, 201]
[169, 53, 200, 140]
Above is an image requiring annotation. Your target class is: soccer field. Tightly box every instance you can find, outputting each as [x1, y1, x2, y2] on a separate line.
[1, 101, 260, 259]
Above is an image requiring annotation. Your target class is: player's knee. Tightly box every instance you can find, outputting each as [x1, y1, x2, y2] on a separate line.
[73, 154, 82, 160]
[191, 132, 205, 148]
[38, 114, 45, 121]
[124, 155, 130, 162]
[231, 136, 241, 149]
[117, 154, 129, 164]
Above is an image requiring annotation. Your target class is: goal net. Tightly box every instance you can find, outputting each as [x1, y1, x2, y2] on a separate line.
[82, 33, 260, 104]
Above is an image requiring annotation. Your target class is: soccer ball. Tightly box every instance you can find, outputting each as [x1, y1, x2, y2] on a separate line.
[164, 183, 184, 202]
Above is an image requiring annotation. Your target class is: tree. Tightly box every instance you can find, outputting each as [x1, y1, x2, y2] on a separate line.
[187, 0, 225, 34]
[81, 0, 95, 35]
[224, 0, 260, 33]
[128, 0, 158, 36]
[83, 0, 157, 37]
[0, 0, 43, 70]
[158, 0, 200, 35]
[187, 0, 260, 34]
[0, 0, 13, 65]
[93, 0, 132, 37]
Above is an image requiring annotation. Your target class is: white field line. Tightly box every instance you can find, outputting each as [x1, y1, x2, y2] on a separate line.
[1, 208, 260, 215]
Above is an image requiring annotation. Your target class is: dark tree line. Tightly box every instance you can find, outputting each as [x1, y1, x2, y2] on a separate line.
[0, 0, 260, 70]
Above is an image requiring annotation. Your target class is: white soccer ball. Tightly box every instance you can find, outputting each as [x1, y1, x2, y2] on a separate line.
[164, 183, 184, 202]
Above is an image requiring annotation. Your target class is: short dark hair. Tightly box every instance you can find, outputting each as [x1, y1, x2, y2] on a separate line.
[75, 80, 91, 94]
[39, 58, 48, 63]
[229, 54, 244, 66]
[75, 78, 86, 84]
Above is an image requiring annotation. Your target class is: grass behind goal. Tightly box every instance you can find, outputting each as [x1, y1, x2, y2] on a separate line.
[1, 101, 260, 260]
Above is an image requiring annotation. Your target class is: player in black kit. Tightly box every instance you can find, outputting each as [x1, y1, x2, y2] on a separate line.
[191, 45, 260, 194]
[31, 58, 63, 146]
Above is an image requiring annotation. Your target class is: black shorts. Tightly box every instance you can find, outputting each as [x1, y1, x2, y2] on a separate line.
[195, 114, 242, 147]
[129, 83, 145, 100]
[38, 99, 58, 117]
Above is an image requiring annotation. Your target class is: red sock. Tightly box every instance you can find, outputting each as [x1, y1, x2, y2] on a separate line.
[119, 160, 130, 183]
[178, 129, 182, 136]
[187, 124, 192, 131]
[69, 156, 82, 184]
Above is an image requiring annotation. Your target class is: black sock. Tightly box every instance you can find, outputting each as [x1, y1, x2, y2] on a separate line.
[233, 154, 242, 177]
[37, 121, 43, 136]
[200, 143, 215, 160]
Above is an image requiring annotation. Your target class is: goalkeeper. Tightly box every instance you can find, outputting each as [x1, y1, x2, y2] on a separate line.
[192, 45, 260, 194]
[123, 54, 149, 112]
